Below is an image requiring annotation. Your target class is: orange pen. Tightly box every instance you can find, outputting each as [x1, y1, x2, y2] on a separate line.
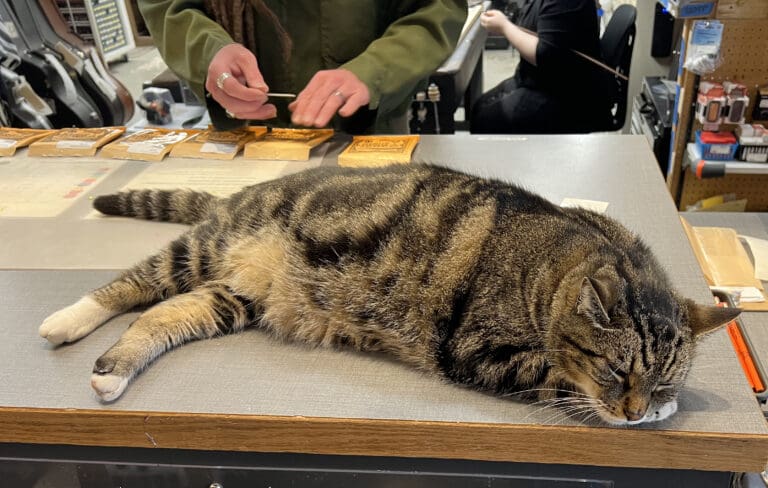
[714, 295, 766, 393]
[726, 320, 765, 393]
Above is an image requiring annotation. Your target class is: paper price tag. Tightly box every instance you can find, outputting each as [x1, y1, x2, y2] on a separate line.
[560, 198, 609, 214]
[201, 142, 238, 154]
[710, 145, 731, 155]
[128, 143, 165, 155]
[56, 140, 96, 149]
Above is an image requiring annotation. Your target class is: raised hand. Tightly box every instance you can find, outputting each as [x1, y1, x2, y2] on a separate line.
[289, 69, 370, 127]
[205, 43, 276, 120]
[479, 10, 513, 36]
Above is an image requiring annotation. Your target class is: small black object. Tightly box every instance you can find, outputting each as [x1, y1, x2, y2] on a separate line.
[651, 3, 675, 58]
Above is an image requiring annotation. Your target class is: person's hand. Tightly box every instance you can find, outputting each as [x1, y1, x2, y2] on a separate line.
[289, 69, 370, 127]
[479, 10, 513, 36]
[205, 43, 276, 120]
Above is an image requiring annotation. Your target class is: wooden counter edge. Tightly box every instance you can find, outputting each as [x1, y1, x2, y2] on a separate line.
[0, 407, 766, 472]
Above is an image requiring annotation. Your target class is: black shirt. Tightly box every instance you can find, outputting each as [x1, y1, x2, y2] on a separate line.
[515, 0, 607, 104]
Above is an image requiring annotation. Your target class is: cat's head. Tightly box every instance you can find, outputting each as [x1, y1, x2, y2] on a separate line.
[549, 270, 739, 426]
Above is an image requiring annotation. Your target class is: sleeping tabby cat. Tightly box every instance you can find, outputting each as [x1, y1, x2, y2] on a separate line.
[39, 165, 738, 425]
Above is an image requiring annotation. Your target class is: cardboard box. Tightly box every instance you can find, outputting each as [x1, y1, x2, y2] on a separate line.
[243, 128, 332, 161]
[0, 128, 55, 156]
[170, 127, 266, 160]
[28, 127, 125, 157]
[337, 135, 419, 167]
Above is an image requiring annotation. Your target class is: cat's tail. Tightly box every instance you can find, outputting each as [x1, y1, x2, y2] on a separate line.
[93, 189, 219, 225]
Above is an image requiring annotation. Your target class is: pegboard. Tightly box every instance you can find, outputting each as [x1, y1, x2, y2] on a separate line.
[679, 172, 768, 211]
[670, 13, 768, 210]
[700, 18, 768, 120]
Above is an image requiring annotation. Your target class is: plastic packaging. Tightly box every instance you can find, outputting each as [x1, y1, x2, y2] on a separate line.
[684, 20, 724, 75]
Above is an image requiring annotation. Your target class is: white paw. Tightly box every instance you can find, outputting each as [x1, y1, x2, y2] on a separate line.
[39, 296, 115, 345]
[646, 399, 678, 422]
[91, 373, 129, 402]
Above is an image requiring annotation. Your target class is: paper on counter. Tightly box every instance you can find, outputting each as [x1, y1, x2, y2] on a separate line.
[560, 198, 609, 214]
[710, 286, 766, 303]
[739, 235, 768, 282]
[0, 159, 120, 217]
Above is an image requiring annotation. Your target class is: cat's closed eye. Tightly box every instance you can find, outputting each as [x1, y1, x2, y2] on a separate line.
[608, 366, 628, 383]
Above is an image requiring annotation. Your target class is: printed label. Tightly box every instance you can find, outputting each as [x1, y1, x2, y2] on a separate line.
[201, 142, 238, 154]
[710, 145, 731, 155]
[128, 143, 165, 155]
[56, 140, 96, 149]
[745, 152, 767, 163]
[690, 21, 723, 54]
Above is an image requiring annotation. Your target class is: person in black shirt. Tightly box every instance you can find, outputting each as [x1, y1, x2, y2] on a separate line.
[471, 0, 611, 134]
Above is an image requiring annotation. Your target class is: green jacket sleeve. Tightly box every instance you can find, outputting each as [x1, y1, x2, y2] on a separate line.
[137, 0, 243, 129]
[341, 0, 467, 115]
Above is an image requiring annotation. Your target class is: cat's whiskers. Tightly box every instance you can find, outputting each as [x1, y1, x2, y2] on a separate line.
[523, 395, 599, 423]
[542, 402, 599, 425]
[537, 395, 614, 426]
[501, 387, 589, 399]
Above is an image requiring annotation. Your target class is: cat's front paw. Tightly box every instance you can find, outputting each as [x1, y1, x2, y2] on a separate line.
[39, 297, 114, 345]
[644, 400, 678, 423]
[91, 373, 129, 402]
[91, 356, 130, 402]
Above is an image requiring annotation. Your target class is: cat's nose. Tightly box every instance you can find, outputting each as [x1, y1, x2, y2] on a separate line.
[624, 406, 646, 421]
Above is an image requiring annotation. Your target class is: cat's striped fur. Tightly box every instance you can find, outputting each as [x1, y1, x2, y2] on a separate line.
[39, 165, 738, 425]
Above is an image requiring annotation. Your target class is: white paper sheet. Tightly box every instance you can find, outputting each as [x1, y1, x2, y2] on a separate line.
[560, 197, 610, 214]
[119, 160, 296, 197]
[739, 234, 768, 282]
[0, 159, 121, 218]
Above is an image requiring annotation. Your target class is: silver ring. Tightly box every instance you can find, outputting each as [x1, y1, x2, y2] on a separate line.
[333, 90, 346, 103]
[216, 72, 232, 90]
[225, 109, 235, 119]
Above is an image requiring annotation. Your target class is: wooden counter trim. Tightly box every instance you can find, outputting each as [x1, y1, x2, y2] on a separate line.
[1, 407, 766, 472]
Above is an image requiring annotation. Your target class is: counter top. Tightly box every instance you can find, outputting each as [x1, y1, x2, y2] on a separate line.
[1, 134, 766, 472]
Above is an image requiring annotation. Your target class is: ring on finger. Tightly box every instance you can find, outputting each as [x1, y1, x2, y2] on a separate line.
[332, 90, 347, 103]
[216, 72, 232, 90]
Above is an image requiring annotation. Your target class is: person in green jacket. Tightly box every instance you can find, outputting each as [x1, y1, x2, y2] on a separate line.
[137, 0, 466, 134]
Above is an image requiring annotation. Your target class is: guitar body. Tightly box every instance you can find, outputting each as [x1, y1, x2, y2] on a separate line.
[37, 0, 135, 124]
[0, 0, 103, 128]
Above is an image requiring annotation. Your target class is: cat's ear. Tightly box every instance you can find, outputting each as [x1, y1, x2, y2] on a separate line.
[685, 299, 741, 337]
[576, 277, 614, 328]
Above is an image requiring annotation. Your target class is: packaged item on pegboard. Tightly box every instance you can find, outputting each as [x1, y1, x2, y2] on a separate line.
[695, 130, 738, 160]
[736, 124, 768, 163]
[696, 82, 725, 127]
[754, 84, 768, 122]
[684, 20, 724, 75]
[723, 82, 749, 125]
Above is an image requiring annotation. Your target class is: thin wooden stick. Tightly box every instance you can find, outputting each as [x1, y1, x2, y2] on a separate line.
[517, 26, 629, 82]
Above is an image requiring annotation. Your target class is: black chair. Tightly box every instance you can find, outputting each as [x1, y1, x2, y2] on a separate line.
[599, 4, 637, 131]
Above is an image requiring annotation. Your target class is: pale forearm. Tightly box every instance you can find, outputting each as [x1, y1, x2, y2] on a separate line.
[502, 23, 539, 66]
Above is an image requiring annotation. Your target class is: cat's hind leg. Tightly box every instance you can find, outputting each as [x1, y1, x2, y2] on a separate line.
[39, 256, 169, 345]
[40, 232, 206, 345]
[90, 284, 259, 401]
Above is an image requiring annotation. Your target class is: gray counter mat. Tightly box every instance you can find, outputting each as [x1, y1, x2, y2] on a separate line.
[1, 136, 765, 438]
[1, 268, 766, 436]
